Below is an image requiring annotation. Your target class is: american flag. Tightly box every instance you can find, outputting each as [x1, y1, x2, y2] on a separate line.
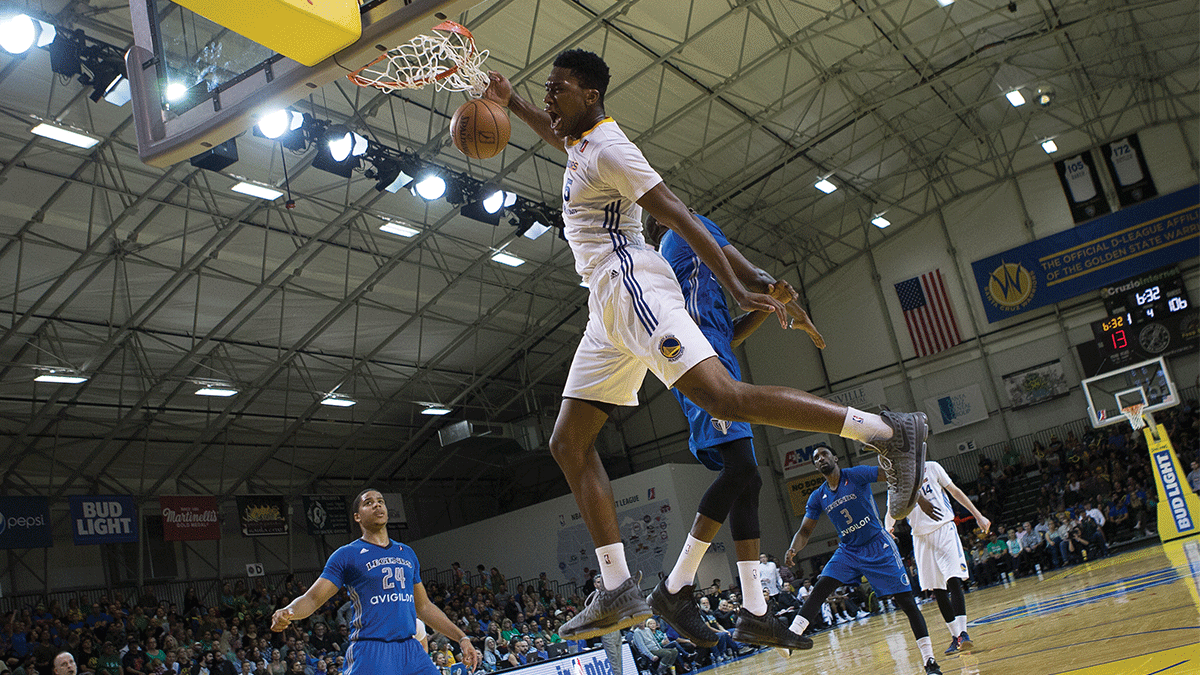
[894, 270, 962, 357]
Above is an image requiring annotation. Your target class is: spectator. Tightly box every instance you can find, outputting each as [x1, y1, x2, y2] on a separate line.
[629, 619, 676, 675]
[479, 638, 499, 673]
[1188, 460, 1200, 493]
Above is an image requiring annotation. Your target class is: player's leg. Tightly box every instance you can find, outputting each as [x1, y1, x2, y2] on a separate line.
[858, 536, 940, 674]
[673, 359, 928, 520]
[552, 397, 652, 640]
[914, 530, 957, 650]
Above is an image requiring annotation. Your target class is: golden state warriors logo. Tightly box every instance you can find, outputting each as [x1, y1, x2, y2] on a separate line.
[658, 335, 684, 362]
[985, 260, 1037, 311]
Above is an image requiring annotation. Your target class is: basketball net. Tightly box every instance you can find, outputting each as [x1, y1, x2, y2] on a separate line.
[347, 21, 489, 96]
[1120, 402, 1146, 431]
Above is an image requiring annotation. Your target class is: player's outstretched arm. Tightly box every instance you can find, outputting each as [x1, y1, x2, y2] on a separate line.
[272, 578, 339, 631]
[483, 72, 565, 154]
[945, 482, 990, 533]
[785, 517, 819, 566]
[414, 583, 481, 670]
[637, 185, 785, 323]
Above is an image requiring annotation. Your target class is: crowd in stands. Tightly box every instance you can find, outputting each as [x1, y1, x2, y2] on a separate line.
[3, 401, 1196, 675]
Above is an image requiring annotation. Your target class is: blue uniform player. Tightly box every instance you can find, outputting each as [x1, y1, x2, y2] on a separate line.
[642, 212, 823, 652]
[272, 490, 480, 675]
[785, 447, 942, 674]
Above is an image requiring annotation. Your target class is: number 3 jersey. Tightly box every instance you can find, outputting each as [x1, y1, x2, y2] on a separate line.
[320, 539, 421, 641]
[806, 466, 888, 548]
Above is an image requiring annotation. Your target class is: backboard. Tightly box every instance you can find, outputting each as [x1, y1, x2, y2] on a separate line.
[126, 0, 480, 167]
[1081, 356, 1178, 429]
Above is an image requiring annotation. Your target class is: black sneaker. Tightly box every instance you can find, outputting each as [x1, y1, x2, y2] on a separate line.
[559, 574, 652, 640]
[730, 608, 813, 650]
[944, 635, 961, 655]
[924, 657, 942, 674]
[647, 580, 719, 647]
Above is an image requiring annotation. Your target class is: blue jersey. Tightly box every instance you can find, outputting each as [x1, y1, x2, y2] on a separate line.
[658, 215, 733, 344]
[320, 539, 421, 642]
[658, 215, 753, 460]
[806, 466, 887, 548]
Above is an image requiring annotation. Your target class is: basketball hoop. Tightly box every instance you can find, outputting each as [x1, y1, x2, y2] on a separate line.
[347, 21, 489, 96]
[1120, 402, 1146, 431]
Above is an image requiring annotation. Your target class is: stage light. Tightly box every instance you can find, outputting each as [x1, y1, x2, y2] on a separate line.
[371, 158, 415, 193]
[1041, 139, 1058, 153]
[522, 221, 551, 239]
[1006, 90, 1026, 107]
[231, 181, 283, 200]
[414, 172, 446, 201]
[814, 177, 837, 194]
[102, 76, 131, 106]
[83, 50, 125, 103]
[0, 14, 55, 55]
[483, 190, 517, 214]
[320, 393, 356, 407]
[257, 109, 305, 139]
[30, 121, 100, 149]
[326, 126, 368, 162]
[491, 251, 525, 267]
[871, 214, 891, 228]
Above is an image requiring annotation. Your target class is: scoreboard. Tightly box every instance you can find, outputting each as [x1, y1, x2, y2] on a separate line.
[1091, 269, 1198, 369]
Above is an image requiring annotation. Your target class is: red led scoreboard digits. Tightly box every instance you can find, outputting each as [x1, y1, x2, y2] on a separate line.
[1092, 269, 1197, 368]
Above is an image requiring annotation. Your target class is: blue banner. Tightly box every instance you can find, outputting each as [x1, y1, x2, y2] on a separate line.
[69, 495, 139, 545]
[972, 185, 1199, 323]
[0, 497, 52, 549]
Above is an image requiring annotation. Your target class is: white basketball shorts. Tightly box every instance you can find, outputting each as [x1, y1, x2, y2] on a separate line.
[562, 245, 716, 406]
[913, 521, 969, 590]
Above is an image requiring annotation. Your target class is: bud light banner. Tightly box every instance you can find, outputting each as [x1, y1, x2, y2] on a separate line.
[302, 496, 349, 536]
[236, 495, 289, 537]
[0, 496, 52, 549]
[69, 495, 138, 545]
[971, 185, 1199, 323]
[160, 495, 221, 541]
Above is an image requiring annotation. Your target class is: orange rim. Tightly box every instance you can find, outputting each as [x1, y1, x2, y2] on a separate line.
[347, 20, 477, 90]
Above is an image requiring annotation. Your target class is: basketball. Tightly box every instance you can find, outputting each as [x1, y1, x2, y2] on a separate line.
[450, 98, 510, 159]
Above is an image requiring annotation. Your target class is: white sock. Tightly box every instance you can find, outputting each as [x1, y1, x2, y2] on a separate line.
[789, 615, 809, 635]
[737, 561, 766, 615]
[596, 543, 631, 590]
[954, 616, 967, 635]
[945, 621, 956, 638]
[840, 407, 892, 444]
[916, 636, 933, 663]
[666, 535, 711, 594]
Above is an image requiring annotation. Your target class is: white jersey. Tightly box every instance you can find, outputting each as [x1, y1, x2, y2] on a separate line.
[907, 461, 956, 536]
[562, 118, 664, 279]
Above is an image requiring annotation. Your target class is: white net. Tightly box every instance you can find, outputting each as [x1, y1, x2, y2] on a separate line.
[1121, 403, 1146, 431]
[348, 21, 489, 96]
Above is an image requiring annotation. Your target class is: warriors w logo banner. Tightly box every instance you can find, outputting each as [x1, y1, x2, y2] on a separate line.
[894, 269, 962, 357]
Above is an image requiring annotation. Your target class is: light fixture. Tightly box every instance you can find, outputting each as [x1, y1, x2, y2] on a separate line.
[371, 158, 416, 193]
[0, 14, 55, 55]
[414, 172, 447, 201]
[1041, 139, 1058, 154]
[33, 368, 88, 384]
[102, 76, 131, 106]
[380, 219, 419, 238]
[491, 251, 525, 267]
[231, 181, 283, 200]
[522, 221, 551, 239]
[195, 382, 238, 397]
[871, 214, 891, 229]
[257, 109, 305, 139]
[814, 177, 837, 194]
[421, 405, 452, 415]
[936, 0, 953, 6]
[320, 393, 356, 407]
[482, 190, 517, 214]
[1036, 89, 1054, 107]
[1005, 90, 1026, 107]
[30, 121, 100, 149]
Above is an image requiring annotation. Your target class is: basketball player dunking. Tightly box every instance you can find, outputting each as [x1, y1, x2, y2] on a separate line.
[272, 490, 480, 675]
[485, 49, 929, 641]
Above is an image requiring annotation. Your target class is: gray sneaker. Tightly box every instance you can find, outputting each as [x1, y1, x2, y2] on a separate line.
[867, 410, 927, 520]
[559, 574, 652, 640]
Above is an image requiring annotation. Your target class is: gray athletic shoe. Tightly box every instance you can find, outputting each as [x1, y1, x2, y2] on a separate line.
[558, 574, 652, 640]
[648, 580, 718, 647]
[868, 409, 928, 520]
[730, 608, 813, 650]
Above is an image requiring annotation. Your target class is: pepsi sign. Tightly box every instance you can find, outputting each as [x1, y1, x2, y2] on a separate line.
[0, 497, 52, 549]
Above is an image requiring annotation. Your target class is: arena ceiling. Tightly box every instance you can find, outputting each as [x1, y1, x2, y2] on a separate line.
[0, 0, 1196, 537]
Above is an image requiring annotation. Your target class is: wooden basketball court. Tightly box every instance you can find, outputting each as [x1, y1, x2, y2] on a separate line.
[700, 538, 1200, 675]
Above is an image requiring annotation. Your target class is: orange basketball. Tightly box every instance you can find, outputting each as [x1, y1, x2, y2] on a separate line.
[450, 98, 510, 159]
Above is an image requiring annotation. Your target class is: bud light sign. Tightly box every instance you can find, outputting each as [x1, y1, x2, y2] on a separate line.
[0, 497, 52, 549]
[69, 495, 138, 545]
